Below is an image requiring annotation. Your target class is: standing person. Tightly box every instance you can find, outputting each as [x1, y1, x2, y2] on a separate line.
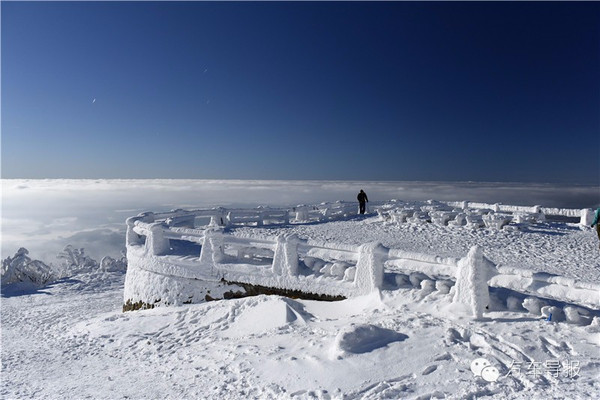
[357, 189, 368, 215]
[592, 207, 600, 248]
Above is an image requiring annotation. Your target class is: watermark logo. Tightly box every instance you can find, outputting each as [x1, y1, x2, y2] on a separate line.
[470, 358, 500, 382]
[505, 359, 580, 379]
[471, 357, 581, 383]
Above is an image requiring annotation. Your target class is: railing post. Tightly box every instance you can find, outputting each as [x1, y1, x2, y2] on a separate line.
[294, 205, 309, 222]
[321, 207, 332, 221]
[272, 234, 301, 276]
[126, 217, 143, 246]
[145, 222, 170, 256]
[452, 246, 495, 319]
[127, 212, 157, 246]
[354, 242, 387, 295]
[256, 207, 265, 227]
[209, 207, 228, 227]
[580, 208, 594, 226]
[226, 211, 234, 226]
[199, 229, 225, 264]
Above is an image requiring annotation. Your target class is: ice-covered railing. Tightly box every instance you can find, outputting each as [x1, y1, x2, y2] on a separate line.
[378, 199, 594, 229]
[126, 201, 383, 236]
[128, 222, 380, 298]
[125, 215, 600, 318]
[384, 247, 599, 313]
[445, 201, 586, 219]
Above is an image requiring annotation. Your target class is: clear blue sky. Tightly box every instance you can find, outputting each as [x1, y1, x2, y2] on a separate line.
[2, 1, 599, 183]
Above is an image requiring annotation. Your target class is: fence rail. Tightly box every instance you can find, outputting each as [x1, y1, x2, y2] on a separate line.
[127, 201, 386, 234]
[379, 200, 593, 228]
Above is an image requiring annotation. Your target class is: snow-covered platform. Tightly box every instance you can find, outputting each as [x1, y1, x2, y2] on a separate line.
[124, 201, 600, 324]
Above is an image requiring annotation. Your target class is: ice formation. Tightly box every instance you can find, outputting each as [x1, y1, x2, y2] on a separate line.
[452, 246, 494, 319]
[1, 248, 55, 286]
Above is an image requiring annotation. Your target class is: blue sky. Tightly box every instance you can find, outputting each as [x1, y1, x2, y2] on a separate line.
[2, 2, 599, 183]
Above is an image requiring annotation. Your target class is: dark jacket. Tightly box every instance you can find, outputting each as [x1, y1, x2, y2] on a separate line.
[357, 191, 368, 203]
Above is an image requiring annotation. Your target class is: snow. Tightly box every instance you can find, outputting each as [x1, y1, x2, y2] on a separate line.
[2, 180, 600, 399]
[1, 248, 55, 286]
[272, 233, 302, 276]
[451, 246, 493, 319]
[353, 242, 387, 295]
[581, 208, 595, 226]
[123, 253, 241, 308]
[331, 324, 409, 358]
[4, 275, 599, 399]
[223, 296, 308, 338]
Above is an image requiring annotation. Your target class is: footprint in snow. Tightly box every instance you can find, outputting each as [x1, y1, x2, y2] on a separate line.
[421, 365, 438, 375]
[433, 352, 453, 361]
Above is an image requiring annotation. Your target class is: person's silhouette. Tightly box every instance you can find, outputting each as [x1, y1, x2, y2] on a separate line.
[357, 190, 368, 214]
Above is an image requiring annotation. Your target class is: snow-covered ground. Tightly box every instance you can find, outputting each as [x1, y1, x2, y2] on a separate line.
[2, 180, 599, 399]
[2, 267, 599, 399]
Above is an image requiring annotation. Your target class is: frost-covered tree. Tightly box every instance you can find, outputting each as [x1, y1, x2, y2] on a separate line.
[1, 248, 55, 286]
[100, 254, 127, 273]
[56, 245, 99, 276]
[2, 245, 127, 288]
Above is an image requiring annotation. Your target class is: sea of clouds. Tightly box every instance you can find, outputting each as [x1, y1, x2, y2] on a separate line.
[2, 179, 598, 264]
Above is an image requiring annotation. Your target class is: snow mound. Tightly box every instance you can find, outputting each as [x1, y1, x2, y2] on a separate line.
[303, 291, 385, 320]
[225, 296, 309, 337]
[331, 324, 408, 358]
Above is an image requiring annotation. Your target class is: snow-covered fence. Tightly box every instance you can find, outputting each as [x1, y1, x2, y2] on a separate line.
[126, 201, 382, 243]
[292, 201, 372, 222]
[126, 219, 495, 317]
[385, 243, 599, 311]
[125, 224, 386, 307]
[446, 201, 589, 225]
[125, 204, 599, 315]
[488, 266, 600, 310]
[224, 207, 290, 227]
[380, 200, 591, 228]
[386, 249, 459, 280]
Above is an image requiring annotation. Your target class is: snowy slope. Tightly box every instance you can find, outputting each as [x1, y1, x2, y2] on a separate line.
[2, 274, 599, 399]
